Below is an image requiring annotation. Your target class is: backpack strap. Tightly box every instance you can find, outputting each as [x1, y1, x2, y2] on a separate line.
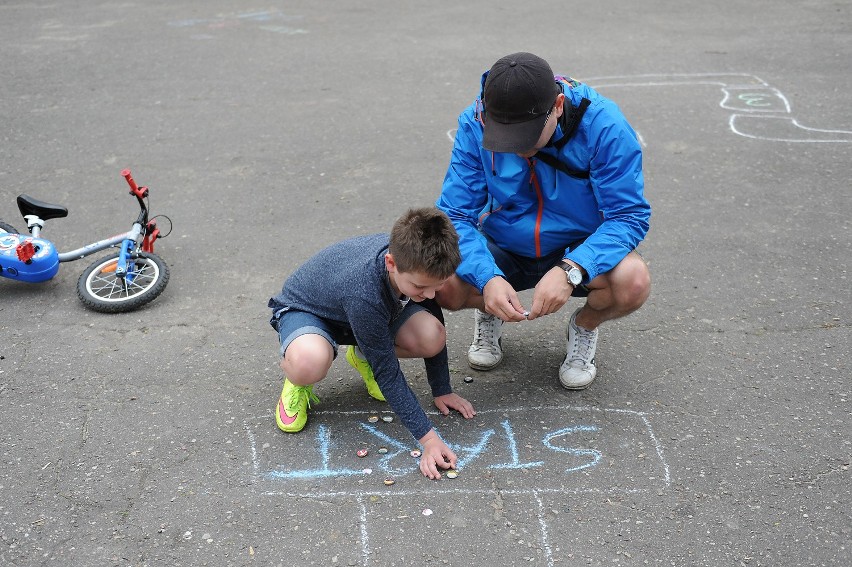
[534, 92, 591, 179]
[553, 97, 591, 149]
[533, 151, 590, 179]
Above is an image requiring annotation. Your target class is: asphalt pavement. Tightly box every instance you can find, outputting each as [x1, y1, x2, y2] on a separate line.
[1, 1, 850, 566]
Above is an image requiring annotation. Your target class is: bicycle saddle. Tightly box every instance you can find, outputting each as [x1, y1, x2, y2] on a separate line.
[17, 194, 69, 220]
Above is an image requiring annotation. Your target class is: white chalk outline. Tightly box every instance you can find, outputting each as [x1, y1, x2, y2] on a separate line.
[244, 404, 670, 567]
[446, 72, 852, 144]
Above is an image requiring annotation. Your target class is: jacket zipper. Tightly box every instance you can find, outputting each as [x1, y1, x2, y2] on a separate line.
[527, 158, 544, 258]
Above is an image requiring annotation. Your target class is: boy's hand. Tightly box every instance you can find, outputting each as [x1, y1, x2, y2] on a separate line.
[418, 429, 457, 480]
[434, 393, 476, 419]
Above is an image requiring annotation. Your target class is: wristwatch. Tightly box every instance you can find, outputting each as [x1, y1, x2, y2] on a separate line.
[560, 261, 583, 287]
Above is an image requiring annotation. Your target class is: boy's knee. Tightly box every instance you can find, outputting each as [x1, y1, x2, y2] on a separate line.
[401, 316, 446, 357]
[281, 342, 331, 382]
[423, 319, 447, 357]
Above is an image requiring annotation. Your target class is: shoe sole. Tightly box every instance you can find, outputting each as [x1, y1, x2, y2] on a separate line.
[468, 358, 502, 371]
[559, 378, 594, 390]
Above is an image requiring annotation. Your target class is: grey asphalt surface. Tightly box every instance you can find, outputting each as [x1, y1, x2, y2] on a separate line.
[1, 1, 850, 566]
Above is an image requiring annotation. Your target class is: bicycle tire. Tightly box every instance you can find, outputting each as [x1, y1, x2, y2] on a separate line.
[77, 251, 169, 313]
[0, 220, 19, 234]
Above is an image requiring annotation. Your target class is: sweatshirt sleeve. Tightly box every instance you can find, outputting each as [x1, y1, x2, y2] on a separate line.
[346, 297, 434, 441]
[419, 299, 452, 398]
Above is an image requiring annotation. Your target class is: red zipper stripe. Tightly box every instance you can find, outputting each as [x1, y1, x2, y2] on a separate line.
[528, 159, 544, 258]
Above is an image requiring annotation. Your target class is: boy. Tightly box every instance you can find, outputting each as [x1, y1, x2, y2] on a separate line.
[268, 207, 476, 479]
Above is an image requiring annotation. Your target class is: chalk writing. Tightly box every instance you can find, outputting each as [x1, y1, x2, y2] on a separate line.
[251, 405, 670, 493]
[488, 420, 544, 470]
[543, 425, 602, 473]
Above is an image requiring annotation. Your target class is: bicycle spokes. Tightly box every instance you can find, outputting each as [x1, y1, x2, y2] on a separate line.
[87, 258, 158, 300]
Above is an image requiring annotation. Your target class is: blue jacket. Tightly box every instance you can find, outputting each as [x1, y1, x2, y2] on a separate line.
[436, 73, 650, 292]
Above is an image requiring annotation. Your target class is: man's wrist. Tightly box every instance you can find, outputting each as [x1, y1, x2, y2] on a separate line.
[559, 260, 584, 286]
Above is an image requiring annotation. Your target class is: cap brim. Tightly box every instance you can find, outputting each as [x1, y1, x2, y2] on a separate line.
[482, 112, 548, 153]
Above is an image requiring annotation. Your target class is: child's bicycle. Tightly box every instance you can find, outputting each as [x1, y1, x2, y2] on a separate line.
[0, 169, 171, 313]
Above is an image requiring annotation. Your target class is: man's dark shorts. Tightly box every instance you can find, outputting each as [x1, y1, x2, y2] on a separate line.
[486, 236, 591, 297]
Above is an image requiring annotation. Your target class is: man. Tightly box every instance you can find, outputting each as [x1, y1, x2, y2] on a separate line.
[435, 52, 651, 389]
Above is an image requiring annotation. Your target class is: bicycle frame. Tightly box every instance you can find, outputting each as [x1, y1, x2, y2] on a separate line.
[56, 220, 143, 261]
[2, 168, 170, 312]
[2, 169, 154, 283]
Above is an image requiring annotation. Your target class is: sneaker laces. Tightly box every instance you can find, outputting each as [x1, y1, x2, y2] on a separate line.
[286, 385, 320, 413]
[472, 311, 499, 350]
[569, 325, 597, 365]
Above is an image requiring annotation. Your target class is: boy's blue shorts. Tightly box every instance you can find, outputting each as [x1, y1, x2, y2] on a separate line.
[273, 302, 428, 359]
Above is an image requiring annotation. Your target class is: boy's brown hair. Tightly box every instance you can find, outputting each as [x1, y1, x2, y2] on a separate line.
[389, 207, 461, 279]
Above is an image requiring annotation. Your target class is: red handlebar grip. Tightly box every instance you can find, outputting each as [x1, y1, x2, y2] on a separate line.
[122, 169, 139, 192]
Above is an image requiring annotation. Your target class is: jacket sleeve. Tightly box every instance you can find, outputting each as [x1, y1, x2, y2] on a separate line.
[436, 107, 506, 293]
[564, 104, 651, 282]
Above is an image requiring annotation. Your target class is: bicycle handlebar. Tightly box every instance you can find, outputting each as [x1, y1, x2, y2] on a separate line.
[121, 169, 149, 199]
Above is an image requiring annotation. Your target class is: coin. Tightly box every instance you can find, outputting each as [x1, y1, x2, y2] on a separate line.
[383, 478, 395, 486]
[377, 446, 388, 454]
[381, 415, 394, 423]
[367, 415, 379, 423]
[446, 469, 459, 479]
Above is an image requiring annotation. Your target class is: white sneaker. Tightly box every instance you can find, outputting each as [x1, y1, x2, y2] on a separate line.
[467, 309, 503, 370]
[559, 308, 598, 389]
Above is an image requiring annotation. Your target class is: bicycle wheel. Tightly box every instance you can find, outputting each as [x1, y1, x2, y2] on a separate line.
[77, 251, 170, 313]
[0, 220, 19, 234]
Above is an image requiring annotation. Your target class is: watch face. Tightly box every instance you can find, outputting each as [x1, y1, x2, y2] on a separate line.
[567, 268, 582, 286]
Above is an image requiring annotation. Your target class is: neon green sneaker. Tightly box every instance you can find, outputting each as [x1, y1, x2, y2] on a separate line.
[346, 345, 386, 402]
[275, 378, 319, 433]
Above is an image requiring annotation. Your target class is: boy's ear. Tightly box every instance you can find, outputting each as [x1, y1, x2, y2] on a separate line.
[384, 253, 397, 273]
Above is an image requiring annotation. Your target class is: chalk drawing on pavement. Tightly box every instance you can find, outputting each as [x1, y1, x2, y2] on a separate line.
[245, 404, 670, 493]
[245, 404, 669, 567]
[167, 10, 308, 37]
[447, 72, 852, 144]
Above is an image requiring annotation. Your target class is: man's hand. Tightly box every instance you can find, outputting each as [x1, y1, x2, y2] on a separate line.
[418, 430, 457, 479]
[527, 266, 573, 320]
[434, 393, 476, 419]
[482, 277, 527, 322]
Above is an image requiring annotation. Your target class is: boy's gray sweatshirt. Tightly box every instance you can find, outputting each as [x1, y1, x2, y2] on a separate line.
[268, 234, 452, 441]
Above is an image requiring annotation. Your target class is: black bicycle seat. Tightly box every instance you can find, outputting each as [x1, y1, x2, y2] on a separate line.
[17, 194, 69, 221]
